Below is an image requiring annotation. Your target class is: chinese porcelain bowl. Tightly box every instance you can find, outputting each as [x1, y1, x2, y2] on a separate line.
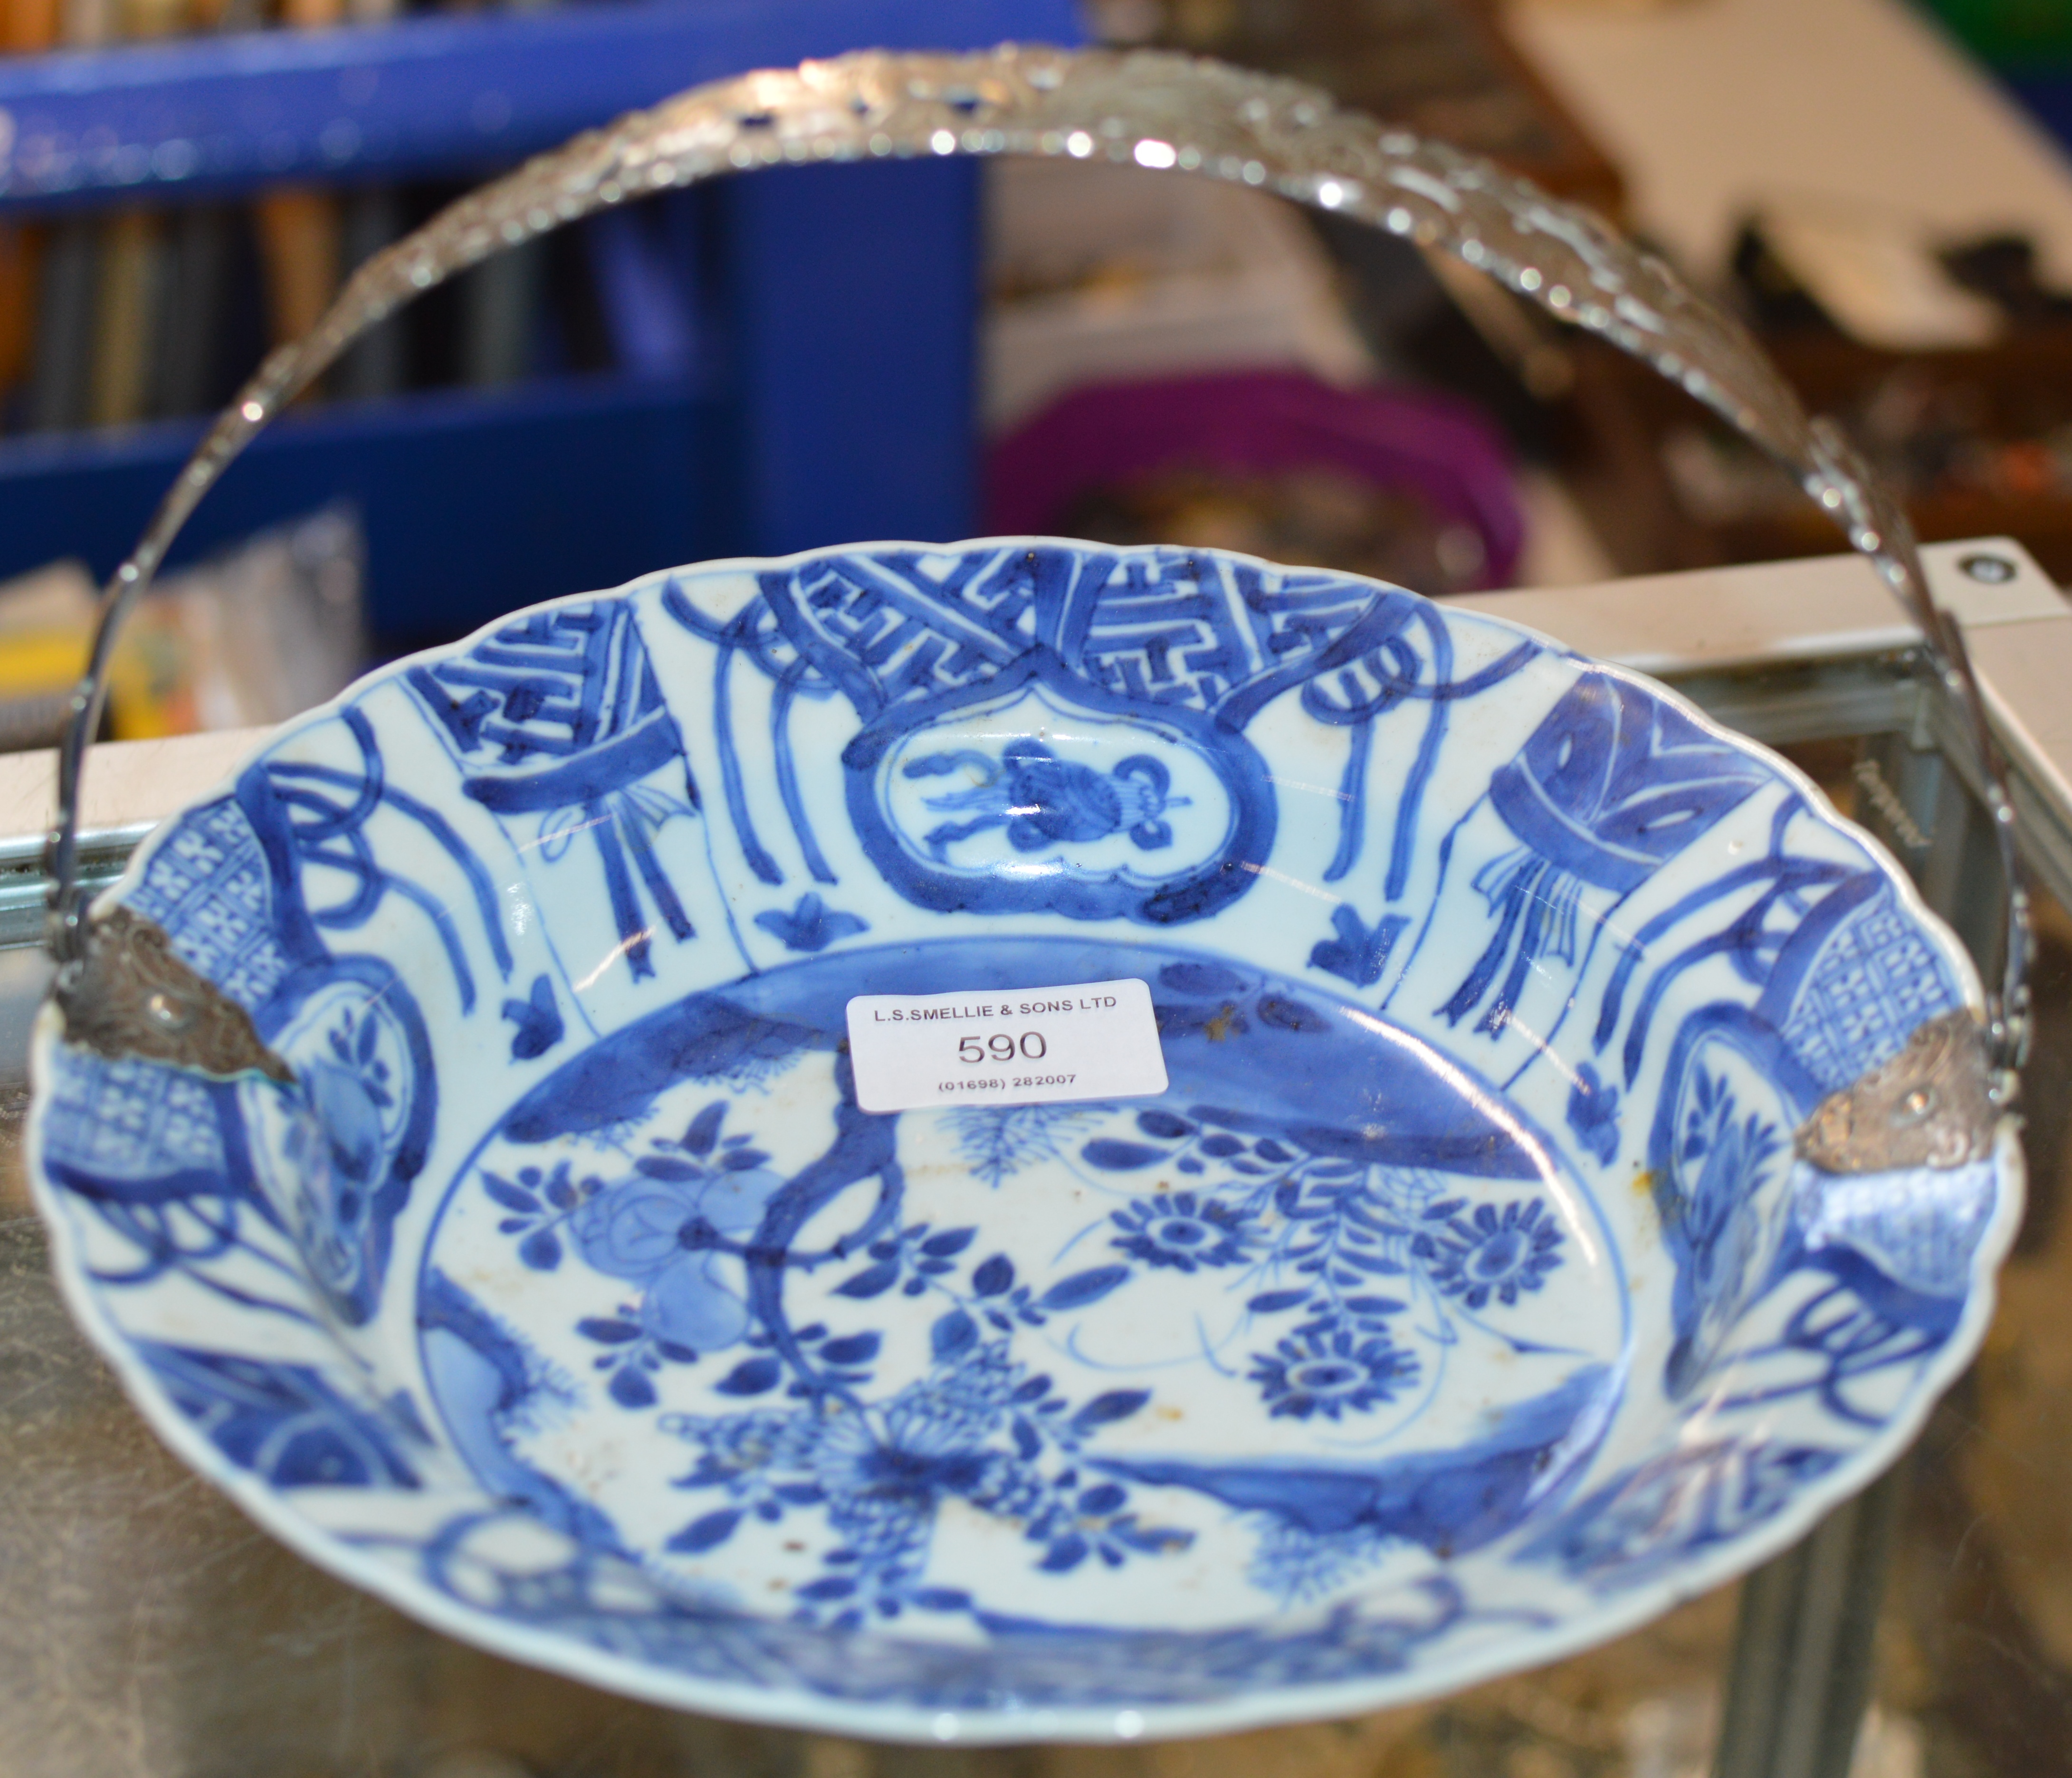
[28, 540, 2019, 1742]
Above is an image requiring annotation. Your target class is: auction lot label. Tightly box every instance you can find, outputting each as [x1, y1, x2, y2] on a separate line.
[844, 979, 1168, 1114]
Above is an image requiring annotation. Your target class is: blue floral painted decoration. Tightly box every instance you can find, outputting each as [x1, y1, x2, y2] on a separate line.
[27, 540, 2017, 1745]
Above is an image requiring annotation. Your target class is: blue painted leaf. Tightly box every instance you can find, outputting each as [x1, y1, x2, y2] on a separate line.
[1159, 961, 1246, 996]
[609, 1366, 657, 1408]
[518, 1229, 562, 1272]
[668, 1509, 742, 1553]
[1199, 1134, 1245, 1158]
[1078, 1483, 1127, 1514]
[1012, 1416, 1041, 1459]
[921, 1227, 977, 1258]
[1257, 996, 1330, 1036]
[1345, 1295, 1407, 1315]
[482, 1173, 540, 1214]
[1309, 905, 1409, 989]
[774, 1483, 825, 1506]
[544, 1171, 579, 1211]
[577, 1318, 642, 1344]
[721, 1149, 771, 1172]
[1248, 1289, 1310, 1313]
[657, 1341, 699, 1364]
[1339, 1250, 1410, 1275]
[972, 1254, 1015, 1296]
[798, 1577, 857, 1601]
[835, 1259, 900, 1299]
[821, 1332, 880, 1365]
[1136, 1110, 1194, 1140]
[637, 1155, 700, 1181]
[715, 1356, 783, 1396]
[1041, 1535, 1089, 1572]
[683, 1103, 727, 1156]
[497, 1217, 528, 1235]
[1040, 1265, 1130, 1310]
[356, 1014, 379, 1065]
[1073, 1388, 1151, 1430]
[1081, 1140, 1165, 1171]
[914, 1588, 971, 1611]
[1012, 1375, 1050, 1402]
[931, 1309, 978, 1361]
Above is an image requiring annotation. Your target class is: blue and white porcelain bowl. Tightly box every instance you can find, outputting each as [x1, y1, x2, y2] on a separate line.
[28, 540, 2020, 1742]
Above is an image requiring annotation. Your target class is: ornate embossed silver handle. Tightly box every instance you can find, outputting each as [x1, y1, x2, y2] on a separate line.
[40, 42, 2032, 1100]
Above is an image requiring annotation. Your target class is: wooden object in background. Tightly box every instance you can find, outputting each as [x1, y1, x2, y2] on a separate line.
[1155, 0, 1625, 220]
[87, 210, 162, 426]
[0, 0, 58, 427]
[1561, 323, 2072, 583]
[81, 0, 185, 426]
[253, 0, 345, 396]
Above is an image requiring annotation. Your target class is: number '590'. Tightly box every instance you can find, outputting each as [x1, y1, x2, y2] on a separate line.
[959, 1032, 1048, 1064]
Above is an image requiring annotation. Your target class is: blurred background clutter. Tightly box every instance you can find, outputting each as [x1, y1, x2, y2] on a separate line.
[10, 3, 2072, 1773]
[0, 0, 2067, 717]
[2, 0, 2072, 748]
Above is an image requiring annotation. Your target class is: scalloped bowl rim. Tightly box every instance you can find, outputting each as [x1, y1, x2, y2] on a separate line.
[24, 536, 2024, 1744]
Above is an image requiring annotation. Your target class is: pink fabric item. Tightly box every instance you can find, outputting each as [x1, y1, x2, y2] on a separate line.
[984, 369, 1524, 590]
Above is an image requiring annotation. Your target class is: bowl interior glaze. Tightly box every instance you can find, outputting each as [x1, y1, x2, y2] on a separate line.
[29, 540, 2018, 1742]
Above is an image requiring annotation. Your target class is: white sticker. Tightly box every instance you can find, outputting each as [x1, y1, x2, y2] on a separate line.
[845, 979, 1169, 1115]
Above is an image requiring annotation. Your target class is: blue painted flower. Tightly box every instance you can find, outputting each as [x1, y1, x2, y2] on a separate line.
[802, 1350, 1028, 1576]
[753, 893, 869, 953]
[1565, 1062, 1621, 1166]
[1415, 1198, 1563, 1310]
[1309, 903, 1411, 989]
[814, 1404, 1000, 1547]
[571, 1159, 784, 1354]
[1110, 1191, 1256, 1273]
[1251, 1326, 1418, 1420]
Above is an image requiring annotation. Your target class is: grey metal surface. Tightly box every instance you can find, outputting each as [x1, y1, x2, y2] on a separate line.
[1709, 1464, 1909, 1778]
[1710, 634, 2025, 1778]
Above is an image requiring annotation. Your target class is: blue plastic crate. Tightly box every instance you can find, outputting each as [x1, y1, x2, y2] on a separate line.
[0, 0, 1080, 640]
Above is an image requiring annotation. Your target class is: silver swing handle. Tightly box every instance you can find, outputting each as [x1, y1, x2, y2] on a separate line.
[40, 41, 2031, 1096]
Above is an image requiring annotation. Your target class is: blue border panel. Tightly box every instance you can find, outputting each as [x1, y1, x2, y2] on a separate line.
[0, 0, 1082, 212]
[0, 376, 720, 642]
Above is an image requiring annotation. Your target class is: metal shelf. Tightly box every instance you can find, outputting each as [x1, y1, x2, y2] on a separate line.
[0, 1, 1079, 631]
[0, 0, 1078, 210]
